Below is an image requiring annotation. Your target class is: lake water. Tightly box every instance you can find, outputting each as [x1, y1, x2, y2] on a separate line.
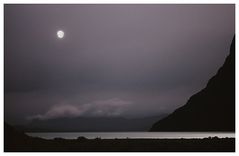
[27, 132, 235, 140]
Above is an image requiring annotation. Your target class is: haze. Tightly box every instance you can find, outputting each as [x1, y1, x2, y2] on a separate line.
[4, 4, 235, 124]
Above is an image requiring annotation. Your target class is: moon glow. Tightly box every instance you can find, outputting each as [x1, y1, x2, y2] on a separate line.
[57, 30, 64, 39]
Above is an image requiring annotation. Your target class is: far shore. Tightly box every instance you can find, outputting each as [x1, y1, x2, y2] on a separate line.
[5, 136, 235, 152]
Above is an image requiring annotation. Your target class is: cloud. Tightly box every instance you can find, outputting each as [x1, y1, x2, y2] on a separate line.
[28, 98, 132, 120]
[27, 104, 85, 120]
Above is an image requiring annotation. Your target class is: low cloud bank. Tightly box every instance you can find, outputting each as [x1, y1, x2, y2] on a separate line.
[28, 98, 132, 120]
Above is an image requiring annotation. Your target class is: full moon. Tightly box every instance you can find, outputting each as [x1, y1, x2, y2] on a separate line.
[57, 30, 64, 39]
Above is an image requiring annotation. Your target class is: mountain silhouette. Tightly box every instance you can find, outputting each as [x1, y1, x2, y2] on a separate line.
[18, 115, 166, 132]
[150, 36, 235, 132]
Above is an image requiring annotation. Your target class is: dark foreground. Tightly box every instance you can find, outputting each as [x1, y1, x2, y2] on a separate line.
[5, 136, 235, 152]
[5, 123, 235, 152]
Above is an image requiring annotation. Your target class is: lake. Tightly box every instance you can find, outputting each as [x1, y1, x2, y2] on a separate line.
[27, 132, 235, 139]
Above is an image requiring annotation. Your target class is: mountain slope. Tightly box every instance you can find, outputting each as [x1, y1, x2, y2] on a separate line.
[18, 115, 166, 132]
[150, 37, 235, 132]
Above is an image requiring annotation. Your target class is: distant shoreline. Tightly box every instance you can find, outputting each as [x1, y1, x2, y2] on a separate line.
[6, 137, 235, 152]
[26, 131, 235, 140]
[5, 123, 235, 152]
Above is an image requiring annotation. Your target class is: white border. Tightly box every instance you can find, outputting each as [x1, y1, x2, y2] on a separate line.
[1, 1, 238, 156]
[0, 0, 238, 4]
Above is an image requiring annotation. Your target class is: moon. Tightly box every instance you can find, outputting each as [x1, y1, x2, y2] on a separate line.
[57, 30, 64, 39]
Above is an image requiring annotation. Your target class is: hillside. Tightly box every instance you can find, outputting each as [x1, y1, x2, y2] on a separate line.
[150, 36, 235, 131]
[18, 115, 165, 132]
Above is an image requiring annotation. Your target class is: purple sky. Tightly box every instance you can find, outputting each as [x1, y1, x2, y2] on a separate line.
[4, 4, 235, 124]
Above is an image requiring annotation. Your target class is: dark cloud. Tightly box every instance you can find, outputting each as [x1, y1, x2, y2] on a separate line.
[4, 4, 235, 124]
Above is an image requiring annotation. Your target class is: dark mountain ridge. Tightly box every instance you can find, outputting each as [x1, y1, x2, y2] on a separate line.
[150, 36, 235, 131]
[17, 115, 166, 132]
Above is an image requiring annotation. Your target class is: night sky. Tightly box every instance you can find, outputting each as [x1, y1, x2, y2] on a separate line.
[4, 4, 235, 124]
